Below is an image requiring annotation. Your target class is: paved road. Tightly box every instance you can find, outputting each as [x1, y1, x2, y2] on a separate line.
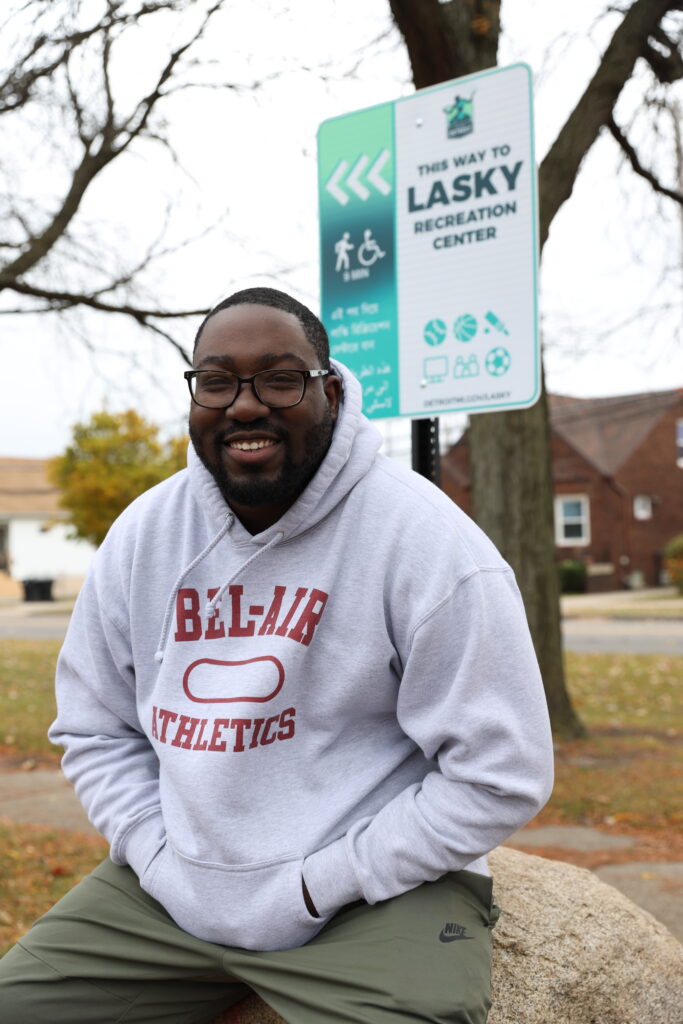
[562, 616, 683, 655]
[2, 603, 682, 654]
[0, 608, 72, 639]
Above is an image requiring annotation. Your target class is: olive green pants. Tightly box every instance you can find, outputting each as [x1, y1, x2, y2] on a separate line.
[0, 858, 498, 1024]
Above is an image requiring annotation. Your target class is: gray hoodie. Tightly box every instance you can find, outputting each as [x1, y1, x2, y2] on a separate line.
[49, 360, 553, 952]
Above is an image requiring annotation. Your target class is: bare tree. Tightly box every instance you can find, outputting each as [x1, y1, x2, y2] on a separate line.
[0, 0, 248, 361]
[389, 0, 683, 737]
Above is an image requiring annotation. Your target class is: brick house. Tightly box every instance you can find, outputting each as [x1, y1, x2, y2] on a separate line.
[441, 389, 683, 591]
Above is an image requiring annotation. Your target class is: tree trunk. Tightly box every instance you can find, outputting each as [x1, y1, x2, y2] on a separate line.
[467, 380, 583, 734]
[389, 0, 584, 736]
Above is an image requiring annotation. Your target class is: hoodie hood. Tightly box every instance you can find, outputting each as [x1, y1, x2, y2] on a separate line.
[188, 359, 383, 547]
[152, 360, 383, 662]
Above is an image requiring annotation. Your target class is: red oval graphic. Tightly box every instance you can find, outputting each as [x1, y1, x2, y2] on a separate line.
[182, 656, 285, 704]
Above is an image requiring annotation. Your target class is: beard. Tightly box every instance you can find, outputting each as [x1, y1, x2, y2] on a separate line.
[189, 407, 335, 513]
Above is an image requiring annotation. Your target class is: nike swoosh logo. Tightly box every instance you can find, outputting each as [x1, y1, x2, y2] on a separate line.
[439, 930, 474, 942]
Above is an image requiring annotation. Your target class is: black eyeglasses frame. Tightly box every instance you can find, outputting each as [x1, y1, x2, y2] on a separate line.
[184, 367, 329, 410]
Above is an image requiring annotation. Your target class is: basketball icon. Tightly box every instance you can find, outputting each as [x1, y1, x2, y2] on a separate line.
[453, 314, 478, 342]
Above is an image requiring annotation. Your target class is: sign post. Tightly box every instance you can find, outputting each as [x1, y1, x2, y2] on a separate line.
[318, 63, 539, 479]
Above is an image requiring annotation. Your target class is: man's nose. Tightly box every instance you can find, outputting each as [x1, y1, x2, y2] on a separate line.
[226, 380, 271, 420]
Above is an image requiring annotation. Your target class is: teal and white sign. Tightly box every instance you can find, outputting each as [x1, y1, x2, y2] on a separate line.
[318, 63, 539, 419]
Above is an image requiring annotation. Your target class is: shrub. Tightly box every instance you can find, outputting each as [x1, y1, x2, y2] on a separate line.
[664, 534, 683, 595]
[559, 559, 587, 594]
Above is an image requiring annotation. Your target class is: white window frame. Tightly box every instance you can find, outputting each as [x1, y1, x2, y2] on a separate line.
[554, 494, 591, 547]
[633, 495, 653, 521]
[677, 419, 683, 468]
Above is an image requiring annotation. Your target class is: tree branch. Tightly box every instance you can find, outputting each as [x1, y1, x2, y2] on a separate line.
[2, 279, 206, 363]
[4, 279, 206, 320]
[0, 1, 227, 284]
[641, 24, 683, 83]
[608, 113, 683, 203]
[539, 0, 683, 250]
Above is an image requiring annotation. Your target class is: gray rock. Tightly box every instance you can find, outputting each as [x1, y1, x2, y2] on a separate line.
[212, 846, 683, 1024]
[488, 846, 683, 1024]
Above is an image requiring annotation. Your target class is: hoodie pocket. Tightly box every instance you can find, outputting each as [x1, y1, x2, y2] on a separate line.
[140, 843, 325, 951]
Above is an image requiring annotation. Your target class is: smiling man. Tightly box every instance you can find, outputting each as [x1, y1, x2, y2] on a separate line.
[0, 287, 554, 1024]
[187, 294, 341, 533]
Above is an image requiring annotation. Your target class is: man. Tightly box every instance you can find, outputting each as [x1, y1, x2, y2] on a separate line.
[0, 287, 554, 1023]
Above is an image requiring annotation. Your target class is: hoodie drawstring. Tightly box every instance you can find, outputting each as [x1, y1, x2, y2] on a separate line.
[154, 513, 234, 663]
[203, 530, 284, 624]
[154, 518, 284, 664]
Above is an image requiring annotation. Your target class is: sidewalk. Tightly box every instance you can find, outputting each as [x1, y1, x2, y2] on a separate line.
[0, 767, 680, 944]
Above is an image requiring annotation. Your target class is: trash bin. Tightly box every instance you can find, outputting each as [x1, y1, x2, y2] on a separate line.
[22, 579, 54, 602]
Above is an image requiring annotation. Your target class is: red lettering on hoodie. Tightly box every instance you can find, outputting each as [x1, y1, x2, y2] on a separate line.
[228, 586, 255, 636]
[171, 714, 201, 749]
[277, 707, 296, 741]
[288, 589, 329, 646]
[151, 706, 297, 752]
[174, 589, 201, 641]
[157, 707, 178, 743]
[205, 588, 225, 639]
[208, 719, 231, 751]
[275, 587, 308, 637]
[260, 715, 280, 745]
[258, 586, 286, 635]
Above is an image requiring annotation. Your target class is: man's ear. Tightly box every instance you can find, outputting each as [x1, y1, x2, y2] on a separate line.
[324, 373, 343, 422]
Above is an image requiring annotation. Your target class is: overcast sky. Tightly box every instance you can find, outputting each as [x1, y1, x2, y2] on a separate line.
[1, 0, 682, 459]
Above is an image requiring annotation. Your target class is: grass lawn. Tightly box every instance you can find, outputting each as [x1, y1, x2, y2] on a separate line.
[0, 638, 62, 766]
[0, 822, 108, 951]
[0, 639, 681, 952]
[539, 653, 683, 833]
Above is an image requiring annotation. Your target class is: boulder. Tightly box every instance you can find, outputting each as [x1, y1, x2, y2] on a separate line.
[487, 846, 683, 1024]
[213, 846, 683, 1024]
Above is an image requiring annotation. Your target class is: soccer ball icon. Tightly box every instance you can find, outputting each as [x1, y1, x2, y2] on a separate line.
[485, 347, 511, 376]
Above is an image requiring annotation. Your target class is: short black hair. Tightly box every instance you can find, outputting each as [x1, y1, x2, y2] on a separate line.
[193, 287, 330, 369]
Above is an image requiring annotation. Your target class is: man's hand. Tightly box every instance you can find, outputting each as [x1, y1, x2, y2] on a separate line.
[302, 877, 319, 917]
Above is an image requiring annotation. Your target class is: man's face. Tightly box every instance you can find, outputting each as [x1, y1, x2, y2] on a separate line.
[189, 303, 341, 533]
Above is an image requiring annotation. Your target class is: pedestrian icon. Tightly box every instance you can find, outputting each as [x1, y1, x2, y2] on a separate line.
[334, 232, 354, 272]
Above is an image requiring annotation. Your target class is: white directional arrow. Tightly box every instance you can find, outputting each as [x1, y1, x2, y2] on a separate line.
[347, 155, 370, 200]
[367, 149, 391, 196]
[324, 151, 393, 206]
[325, 160, 350, 206]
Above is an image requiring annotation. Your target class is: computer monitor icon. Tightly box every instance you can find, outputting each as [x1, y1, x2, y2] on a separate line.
[423, 356, 448, 384]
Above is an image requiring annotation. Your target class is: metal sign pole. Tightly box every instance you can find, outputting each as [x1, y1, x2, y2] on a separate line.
[411, 417, 441, 485]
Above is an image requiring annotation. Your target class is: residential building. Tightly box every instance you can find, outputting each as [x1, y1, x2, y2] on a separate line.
[441, 389, 683, 591]
[0, 457, 95, 599]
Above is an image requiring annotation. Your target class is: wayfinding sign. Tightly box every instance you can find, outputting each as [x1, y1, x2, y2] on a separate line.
[318, 63, 539, 419]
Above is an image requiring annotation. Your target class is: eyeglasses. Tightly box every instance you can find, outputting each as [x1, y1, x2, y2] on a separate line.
[184, 367, 329, 410]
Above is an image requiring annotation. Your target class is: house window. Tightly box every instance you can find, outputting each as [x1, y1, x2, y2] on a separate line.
[633, 495, 653, 521]
[554, 495, 590, 546]
[677, 419, 683, 468]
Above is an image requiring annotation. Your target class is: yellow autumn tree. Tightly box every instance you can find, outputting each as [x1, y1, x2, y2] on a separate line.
[49, 410, 187, 547]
